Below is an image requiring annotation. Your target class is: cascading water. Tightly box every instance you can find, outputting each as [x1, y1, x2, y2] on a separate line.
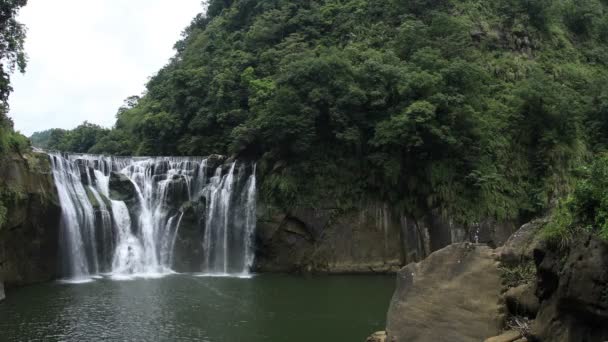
[46, 152, 257, 281]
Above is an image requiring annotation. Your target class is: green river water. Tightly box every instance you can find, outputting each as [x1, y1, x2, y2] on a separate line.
[0, 274, 394, 342]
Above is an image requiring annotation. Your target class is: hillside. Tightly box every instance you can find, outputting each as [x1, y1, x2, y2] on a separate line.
[39, 0, 608, 227]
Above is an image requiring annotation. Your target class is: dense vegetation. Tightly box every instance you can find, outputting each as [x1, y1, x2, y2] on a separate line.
[0, 0, 29, 228]
[544, 155, 608, 246]
[0, 0, 29, 154]
[32, 0, 608, 227]
[30, 122, 110, 154]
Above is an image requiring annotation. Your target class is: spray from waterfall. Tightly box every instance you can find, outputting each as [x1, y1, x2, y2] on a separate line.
[46, 152, 257, 282]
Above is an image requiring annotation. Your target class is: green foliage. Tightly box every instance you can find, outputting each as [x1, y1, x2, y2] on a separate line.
[0, 185, 26, 230]
[544, 155, 608, 245]
[30, 122, 109, 154]
[499, 260, 537, 288]
[0, 0, 28, 154]
[0, 0, 27, 109]
[39, 0, 608, 223]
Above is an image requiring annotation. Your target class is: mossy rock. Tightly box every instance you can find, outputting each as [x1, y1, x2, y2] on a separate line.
[109, 172, 137, 202]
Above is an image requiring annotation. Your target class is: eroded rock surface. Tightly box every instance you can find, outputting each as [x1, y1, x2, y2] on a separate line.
[386, 243, 503, 342]
[0, 152, 61, 288]
[530, 236, 608, 342]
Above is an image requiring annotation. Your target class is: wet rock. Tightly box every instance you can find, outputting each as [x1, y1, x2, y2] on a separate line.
[366, 331, 386, 342]
[109, 172, 137, 202]
[0, 152, 61, 287]
[484, 330, 522, 342]
[164, 176, 190, 209]
[386, 243, 503, 342]
[504, 284, 539, 318]
[172, 201, 206, 272]
[530, 236, 608, 341]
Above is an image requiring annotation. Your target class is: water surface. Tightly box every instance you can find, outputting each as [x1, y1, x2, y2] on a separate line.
[0, 274, 394, 342]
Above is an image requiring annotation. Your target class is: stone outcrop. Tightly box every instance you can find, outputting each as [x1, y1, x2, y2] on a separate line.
[499, 219, 546, 266]
[386, 243, 504, 341]
[530, 236, 608, 342]
[0, 152, 61, 288]
[109, 171, 137, 202]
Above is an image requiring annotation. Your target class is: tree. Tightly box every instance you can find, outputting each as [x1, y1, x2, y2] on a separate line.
[0, 0, 27, 113]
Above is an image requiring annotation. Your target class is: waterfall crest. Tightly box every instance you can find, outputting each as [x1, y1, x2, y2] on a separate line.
[47, 152, 257, 281]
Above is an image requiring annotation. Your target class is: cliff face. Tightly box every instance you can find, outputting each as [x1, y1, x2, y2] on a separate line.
[254, 201, 519, 274]
[0, 152, 61, 288]
[531, 236, 608, 341]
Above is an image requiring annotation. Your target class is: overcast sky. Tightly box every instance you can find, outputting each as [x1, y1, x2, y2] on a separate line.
[8, 0, 204, 136]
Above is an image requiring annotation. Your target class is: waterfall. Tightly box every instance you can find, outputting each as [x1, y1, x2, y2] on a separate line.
[46, 152, 257, 281]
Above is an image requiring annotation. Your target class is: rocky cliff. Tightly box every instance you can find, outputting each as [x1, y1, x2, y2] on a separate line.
[254, 202, 519, 274]
[0, 152, 61, 288]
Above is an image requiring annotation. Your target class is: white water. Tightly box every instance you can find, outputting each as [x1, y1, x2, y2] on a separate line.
[46, 153, 257, 281]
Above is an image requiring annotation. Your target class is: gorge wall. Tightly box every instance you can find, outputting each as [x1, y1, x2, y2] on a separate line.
[254, 202, 519, 274]
[0, 152, 61, 288]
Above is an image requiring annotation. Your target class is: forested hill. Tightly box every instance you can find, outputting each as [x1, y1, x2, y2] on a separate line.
[36, 0, 608, 225]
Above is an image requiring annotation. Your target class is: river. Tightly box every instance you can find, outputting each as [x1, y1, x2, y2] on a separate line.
[0, 274, 393, 341]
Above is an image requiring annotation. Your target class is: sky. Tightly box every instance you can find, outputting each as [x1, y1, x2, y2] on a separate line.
[8, 0, 204, 136]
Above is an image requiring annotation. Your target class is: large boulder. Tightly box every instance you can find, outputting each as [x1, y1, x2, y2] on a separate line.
[386, 243, 503, 342]
[530, 236, 608, 341]
[499, 219, 546, 266]
[109, 172, 137, 202]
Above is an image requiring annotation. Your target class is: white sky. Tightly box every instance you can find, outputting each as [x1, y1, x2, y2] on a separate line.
[8, 0, 204, 136]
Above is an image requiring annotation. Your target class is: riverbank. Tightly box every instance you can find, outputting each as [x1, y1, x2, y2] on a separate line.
[373, 219, 608, 342]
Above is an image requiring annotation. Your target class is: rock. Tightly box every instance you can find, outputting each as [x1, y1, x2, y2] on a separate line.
[206, 154, 226, 171]
[500, 219, 545, 266]
[0, 152, 62, 288]
[254, 201, 410, 273]
[386, 243, 503, 342]
[366, 331, 387, 342]
[530, 235, 608, 341]
[504, 283, 539, 318]
[163, 176, 190, 209]
[0, 281, 5, 302]
[254, 200, 522, 274]
[109, 172, 137, 202]
[172, 201, 206, 272]
[484, 330, 522, 342]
